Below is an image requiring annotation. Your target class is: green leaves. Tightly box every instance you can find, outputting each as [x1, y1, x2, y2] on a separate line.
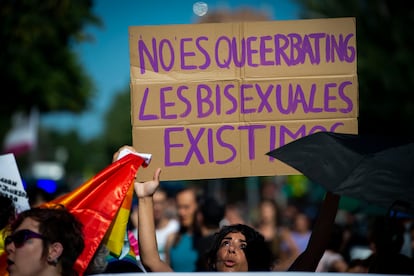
[0, 0, 101, 115]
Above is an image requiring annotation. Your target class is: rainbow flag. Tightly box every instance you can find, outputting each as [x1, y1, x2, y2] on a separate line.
[105, 233, 141, 272]
[104, 182, 134, 256]
[42, 153, 145, 275]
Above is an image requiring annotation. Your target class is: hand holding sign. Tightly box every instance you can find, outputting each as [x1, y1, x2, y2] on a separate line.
[129, 18, 358, 181]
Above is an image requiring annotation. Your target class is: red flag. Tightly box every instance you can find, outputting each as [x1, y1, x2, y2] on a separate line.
[42, 153, 145, 275]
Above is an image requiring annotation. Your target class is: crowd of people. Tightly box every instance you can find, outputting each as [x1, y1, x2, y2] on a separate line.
[1, 145, 414, 275]
[122, 145, 414, 274]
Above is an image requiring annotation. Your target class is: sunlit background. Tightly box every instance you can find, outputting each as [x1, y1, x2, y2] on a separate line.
[42, 0, 301, 141]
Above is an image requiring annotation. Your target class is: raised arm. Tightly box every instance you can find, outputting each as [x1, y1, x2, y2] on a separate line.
[134, 168, 173, 272]
[288, 191, 340, 271]
[113, 145, 173, 272]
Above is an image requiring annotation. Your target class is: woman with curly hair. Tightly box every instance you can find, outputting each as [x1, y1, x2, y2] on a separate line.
[204, 223, 273, 271]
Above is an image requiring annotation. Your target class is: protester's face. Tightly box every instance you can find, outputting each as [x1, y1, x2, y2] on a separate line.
[215, 231, 248, 272]
[260, 201, 276, 223]
[6, 217, 48, 276]
[176, 190, 197, 228]
[153, 190, 167, 221]
[224, 206, 245, 225]
[294, 213, 310, 232]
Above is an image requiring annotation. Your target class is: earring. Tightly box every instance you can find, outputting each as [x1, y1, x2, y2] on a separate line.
[47, 256, 58, 266]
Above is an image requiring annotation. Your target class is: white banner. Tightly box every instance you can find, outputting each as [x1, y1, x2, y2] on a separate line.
[0, 153, 30, 213]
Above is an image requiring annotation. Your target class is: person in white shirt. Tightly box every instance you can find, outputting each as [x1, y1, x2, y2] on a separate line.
[153, 187, 179, 261]
[129, 187, 179, 262]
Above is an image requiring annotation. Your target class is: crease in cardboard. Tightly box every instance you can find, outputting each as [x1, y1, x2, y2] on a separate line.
[129, 18, 359, 181]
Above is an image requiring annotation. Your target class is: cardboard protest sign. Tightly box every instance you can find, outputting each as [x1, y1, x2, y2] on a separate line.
[129, 17, 358, 181]
[0, 153, 30, 212]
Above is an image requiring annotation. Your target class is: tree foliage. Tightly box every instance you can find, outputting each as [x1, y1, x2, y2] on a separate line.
[0, 0, 101, 116]
[0, 0, 103, 187]
[100, 87, 133, 164]
[294, 0, 414, 138]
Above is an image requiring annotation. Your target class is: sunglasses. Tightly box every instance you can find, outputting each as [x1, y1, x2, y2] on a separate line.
[5, 229, 46, 248]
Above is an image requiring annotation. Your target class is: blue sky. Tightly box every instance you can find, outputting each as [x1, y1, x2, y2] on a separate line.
[41, 0, 300, 140]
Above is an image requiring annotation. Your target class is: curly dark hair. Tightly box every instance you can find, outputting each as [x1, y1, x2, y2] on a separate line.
[205, 224, 273, 271]
[11, 204, 85, 276]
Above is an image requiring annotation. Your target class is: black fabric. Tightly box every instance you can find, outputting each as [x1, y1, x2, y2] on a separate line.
[267, 131, 414, 215]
